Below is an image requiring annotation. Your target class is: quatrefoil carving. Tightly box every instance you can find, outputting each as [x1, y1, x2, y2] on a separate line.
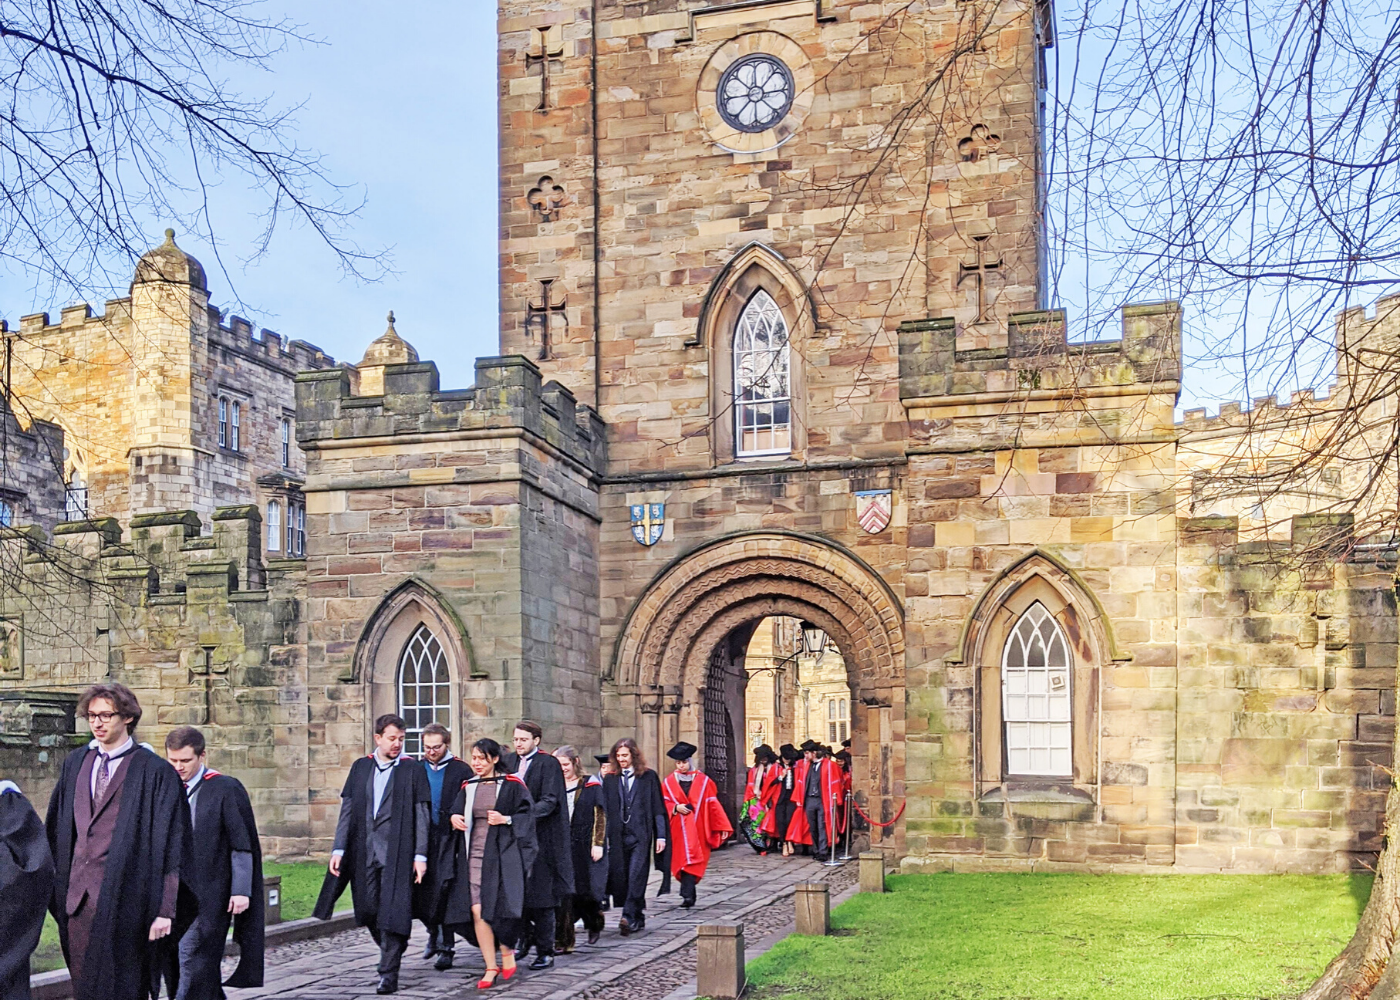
[527, 176, 567, 221]
[958, 124, 1001, 162]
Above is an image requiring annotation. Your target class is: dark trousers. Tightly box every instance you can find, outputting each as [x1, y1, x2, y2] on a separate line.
[805, 799, 828, 855]
[425, 923, 454, 955]
[175, 915, 222, 1000]
[65, 903, 95, 999]
[522, 906, 556, 958]
[679, 871, 699, 905]
[620, 832, 651, 925]
[363, 864, 409, 978]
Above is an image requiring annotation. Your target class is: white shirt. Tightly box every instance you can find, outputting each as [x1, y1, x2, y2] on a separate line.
[184, 765, 207, 821]
[371, 751, 397, 817]
[564, 781, 579, 821]
[88, 736, 135, 798]
[516, 749, 538, 778]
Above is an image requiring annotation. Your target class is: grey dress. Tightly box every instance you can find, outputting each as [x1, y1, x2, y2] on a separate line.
[469, 780, 498, 906]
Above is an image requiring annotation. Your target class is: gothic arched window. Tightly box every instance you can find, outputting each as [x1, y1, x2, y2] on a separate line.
[1001, 602, 1072, 776]
[734, 290, 791, 457]
[397, 624, 451, 755]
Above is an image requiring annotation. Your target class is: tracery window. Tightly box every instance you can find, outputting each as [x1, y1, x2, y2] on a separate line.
[1001, 602, 1072, 776]
[733, 290, 791, 457]
[397, 624, 451, 755]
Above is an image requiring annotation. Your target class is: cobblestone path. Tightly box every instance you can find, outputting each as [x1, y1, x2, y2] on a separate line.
[229, 846, 856, 1000]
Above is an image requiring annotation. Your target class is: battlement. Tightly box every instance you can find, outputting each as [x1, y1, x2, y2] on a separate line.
[295, 354, 607, 474]
[1178, 385, 1341, 435]
[1336, 293, 1400, 381]
[898, 301, 1182, 401]
[207, 311, 337, 373]
[0, 505, 293, 599]
[15, 297, 336, 373]
[1178, 512, 1396, 562]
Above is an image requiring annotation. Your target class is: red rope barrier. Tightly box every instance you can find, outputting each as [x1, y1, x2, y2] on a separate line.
[851, 798, 906, 829]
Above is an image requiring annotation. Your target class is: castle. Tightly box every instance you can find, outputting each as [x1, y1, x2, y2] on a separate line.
[1, 0, 1394, 872]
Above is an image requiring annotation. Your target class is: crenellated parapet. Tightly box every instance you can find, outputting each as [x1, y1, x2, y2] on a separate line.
[898, 301, 1182, 401]
[0, 505, 290, 601]
[295, 354, 607, 475]
[208, 313, 337, 376]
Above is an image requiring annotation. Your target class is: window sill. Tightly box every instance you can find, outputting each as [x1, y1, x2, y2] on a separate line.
[979, 784, 1096, 821]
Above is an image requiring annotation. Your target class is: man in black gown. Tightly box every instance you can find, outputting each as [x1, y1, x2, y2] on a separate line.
[602, 738, 666, 936]
[417, 723, 470, 971]
[164, 726, 265, 1000]
[45, 682, 191, 1000]
[315, 714, 430, 995]
[0, 781, 54, 1000]
[506, 720, 573, 970]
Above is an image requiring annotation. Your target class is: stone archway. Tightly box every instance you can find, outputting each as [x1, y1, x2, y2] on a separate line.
[608, 531, 906, 851]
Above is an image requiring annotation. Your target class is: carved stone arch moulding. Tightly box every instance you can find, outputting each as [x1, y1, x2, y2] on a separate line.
[352, 579, 476, 754]
[697, 31, 814, 154]
[611, 531, 905, 693]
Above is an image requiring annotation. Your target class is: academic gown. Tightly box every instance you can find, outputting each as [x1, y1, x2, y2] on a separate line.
[442, 775, 537, 942]
[415, 756, 473, 925]
[785, 760, 813, 846]
[45, 745, 192, 1000]
[167, 772, 265, 1000]
[565, 776, 608, 903]
[502, 751, 574, 910]
[602, 769, 665, 907]
[661, 773, 732, 881]
[751, 765, 785, 839]
[314, 755, 431, 939]
[0, 783, 55, 1000]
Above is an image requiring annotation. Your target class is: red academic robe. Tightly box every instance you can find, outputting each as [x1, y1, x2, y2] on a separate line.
[785, 760, 813, 846]
[788, 758, 846, 843]
[752, 765, 784, 837]
[661, 771, 732, 880]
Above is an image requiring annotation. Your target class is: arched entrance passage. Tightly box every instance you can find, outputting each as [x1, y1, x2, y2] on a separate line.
[608, 531, 906, 850]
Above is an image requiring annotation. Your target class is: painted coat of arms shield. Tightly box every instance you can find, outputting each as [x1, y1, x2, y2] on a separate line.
[854, 489, 892, 534]
[630, 503, 666, 546]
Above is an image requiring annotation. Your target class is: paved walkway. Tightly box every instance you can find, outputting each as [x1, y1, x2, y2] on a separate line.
[230, 846, 855, 1000]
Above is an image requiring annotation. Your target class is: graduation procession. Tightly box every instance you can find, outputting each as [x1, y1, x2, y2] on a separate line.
[0, 683, 855, 998]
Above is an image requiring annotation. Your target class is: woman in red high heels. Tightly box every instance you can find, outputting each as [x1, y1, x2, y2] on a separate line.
[444, 738, 537, 989]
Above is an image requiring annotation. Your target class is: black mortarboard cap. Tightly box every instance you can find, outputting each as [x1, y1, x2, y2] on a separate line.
[667, 741, 698, 761]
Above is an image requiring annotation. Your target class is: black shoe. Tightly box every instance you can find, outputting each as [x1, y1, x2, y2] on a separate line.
[681, 898, 695, 909]
[528, 954, 555, 971]
[376, 975, 398, 995]
[587, 928, 601, 945]
[421, 942, 437, 960]
[632, 918, 645, 932]
[434, 950, 454, 971]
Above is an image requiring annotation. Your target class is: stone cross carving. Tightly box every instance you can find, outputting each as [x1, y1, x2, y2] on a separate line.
[527, 278, 567, 360]
[957, 235, 1003, 323]
[525, 26, 565, 112]
[528, 176, 567, 221]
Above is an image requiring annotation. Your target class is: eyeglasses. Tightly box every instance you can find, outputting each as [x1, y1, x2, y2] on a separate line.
[86, 711, 119, 724]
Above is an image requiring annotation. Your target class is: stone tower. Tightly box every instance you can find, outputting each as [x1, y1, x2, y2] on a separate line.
[499, 0, 1049, 438]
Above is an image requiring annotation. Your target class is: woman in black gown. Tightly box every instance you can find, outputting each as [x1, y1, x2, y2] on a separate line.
[443, 738, 537, 990]
[773, 744, 800, 857]
[552, 745, 608, 952]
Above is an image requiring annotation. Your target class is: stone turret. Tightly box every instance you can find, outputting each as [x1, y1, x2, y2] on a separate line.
[132, 228, 208, 292]
[356, 312, 419, 396]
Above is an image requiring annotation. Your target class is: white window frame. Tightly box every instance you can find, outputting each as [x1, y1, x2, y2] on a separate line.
[1001, 602, 1073, 777]
[281, 418, 291, 468]
[230, 401, 241, 451]
[266, 501, 281, 552]
[733, 290, 792, 458]
[218, 398, 228, 448]
[0, 498, 13, 527]
[64, 477, 88, 522]
[397, 624, 452, 756]
[287, 502, 305, 557]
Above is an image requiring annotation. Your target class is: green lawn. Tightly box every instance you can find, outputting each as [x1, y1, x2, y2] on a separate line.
[746, 873, 1371, 1000]
[30, 860, 346, 974]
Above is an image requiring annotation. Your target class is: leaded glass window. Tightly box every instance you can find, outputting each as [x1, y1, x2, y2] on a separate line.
[717, 54, 795, 133]
[734, 290, 791, 457]
[397, 624, 451, 755]
[1001, 602, 1072, 776]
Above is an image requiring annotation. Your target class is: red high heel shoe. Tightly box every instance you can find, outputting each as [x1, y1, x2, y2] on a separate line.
[500, 964, 518, 982]
[477, 969, 500, 989]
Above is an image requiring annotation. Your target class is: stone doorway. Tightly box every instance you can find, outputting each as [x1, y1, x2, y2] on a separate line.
[605, 531, 906, 852]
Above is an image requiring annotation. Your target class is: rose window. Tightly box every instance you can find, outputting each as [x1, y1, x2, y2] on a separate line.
[717, 55, 795, 133]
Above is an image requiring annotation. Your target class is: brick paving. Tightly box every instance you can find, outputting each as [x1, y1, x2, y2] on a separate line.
[228, 846, 855, 1000]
